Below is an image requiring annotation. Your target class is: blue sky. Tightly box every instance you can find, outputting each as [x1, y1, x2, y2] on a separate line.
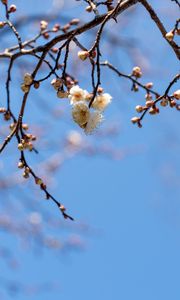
[0, 1, 180, 299]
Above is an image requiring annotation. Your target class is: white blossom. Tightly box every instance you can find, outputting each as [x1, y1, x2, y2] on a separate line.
[84, 111, 104, 134]
[69, 85, 87, 104]
[72, 101, 90, 126]
[92, 93, 112, 111]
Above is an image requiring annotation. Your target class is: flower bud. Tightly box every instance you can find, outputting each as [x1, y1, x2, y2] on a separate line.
[145, 100, 154, 108]
[22, 123, 29, 130]
[86, 5, 92, 12]
[21, 84, 30, 93]
[145, 82, 153, 89]
[9, 4, 16, 13]
[57, 90, 68, 98]
[24, 73, 33, 85]
[160, 99, 168, 107]
[51, 47, 58, 53]
[132, 66, 142, 78]
[133, 84, 139, 92]
[34, 81, 40, 89]
[63, 24, 71, 32]
[18, 143, 24, 151]
[0, 107, 6, 113]
[9, 123, 16, 130]
[18, 161, 24, 169]
[60, 205, 66, 212]
[149, 107, 159, 115]
[131, 116, 140, 124]
[170, 100, 176, 107]
[40, 183, 47, 190]
[43, 32, 49, 39]
[78, 50, 89, 61]
[70, 19, 80, 25]
[135, 105, 144, 113]
[4, 111, 11, 120]
[97, 87, 104, 94]
[0, 21, 6, 29]
[25, 167, 30, 173]
[165, 31, 174, 41]
[31, 135, 37, 141]
[23, 172, 29, 179]
[40, 20, 48, 30]
[35, 178, 43, 185]
[51, 78, 63, 90]
[173, 90, 180, 100]
[52, 23, 60, 32]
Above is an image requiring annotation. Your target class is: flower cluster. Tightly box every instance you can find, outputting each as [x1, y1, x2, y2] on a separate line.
[51, 79, 112, 134]
[38, 16, 80, 40]
[17, 132, 36, 151]
[69, 85, 112, 134]
[131, 88, 180, 127]
[51, 78, 69, 98]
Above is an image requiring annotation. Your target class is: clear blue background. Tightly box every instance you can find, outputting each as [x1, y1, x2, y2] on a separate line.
[0, 1, 180, 299]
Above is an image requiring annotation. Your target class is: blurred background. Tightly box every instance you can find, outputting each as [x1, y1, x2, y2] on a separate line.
[0, 0, 180, 299]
